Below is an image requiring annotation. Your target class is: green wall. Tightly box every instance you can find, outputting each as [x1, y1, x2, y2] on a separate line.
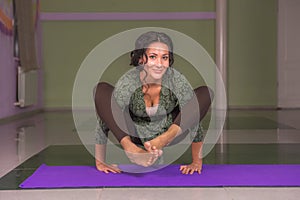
[41, 0, 215, 12]
[41, 0, 277, 108]
[228, 0, 278, 107]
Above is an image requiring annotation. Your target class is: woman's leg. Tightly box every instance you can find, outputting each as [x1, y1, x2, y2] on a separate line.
[94, 82, 160, 166]
[144, 86, 213, 150]
[94, 82, 132, 142]
[173, 86, 214, 131]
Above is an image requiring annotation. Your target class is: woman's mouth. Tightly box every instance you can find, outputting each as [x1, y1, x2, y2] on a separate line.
[152, 70, 163, 74]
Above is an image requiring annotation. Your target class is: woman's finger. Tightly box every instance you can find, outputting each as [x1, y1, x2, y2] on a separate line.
[182, 167, 189, 174]
[180, 165, 186, 171]
[189, 169, 195, 175]
[111, 165, 121, 173]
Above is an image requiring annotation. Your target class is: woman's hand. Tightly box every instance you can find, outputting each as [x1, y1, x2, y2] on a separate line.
[180, 142, 203, 175]
[180, 161, 202, 175]
[96, 160, 121, 174]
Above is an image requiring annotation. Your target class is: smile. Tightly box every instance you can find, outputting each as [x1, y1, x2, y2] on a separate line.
[152, 70, 163, 73]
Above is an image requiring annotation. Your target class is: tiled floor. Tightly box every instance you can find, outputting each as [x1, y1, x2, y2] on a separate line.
[0, 109, 300, 199]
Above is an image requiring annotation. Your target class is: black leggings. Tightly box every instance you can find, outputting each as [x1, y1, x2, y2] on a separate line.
[94, 82, 213, 143]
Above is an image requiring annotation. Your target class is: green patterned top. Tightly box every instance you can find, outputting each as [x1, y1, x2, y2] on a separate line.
[95, 67, 203, 145]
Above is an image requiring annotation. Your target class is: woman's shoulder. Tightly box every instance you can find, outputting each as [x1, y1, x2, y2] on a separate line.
[165, 67, 191, 85]
[113, 68, 141, 103]
[115, 68, 139, 87]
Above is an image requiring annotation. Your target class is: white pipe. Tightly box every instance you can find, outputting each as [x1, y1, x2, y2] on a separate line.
[215, 0, 228, 154]
[216, 0, 228, 110]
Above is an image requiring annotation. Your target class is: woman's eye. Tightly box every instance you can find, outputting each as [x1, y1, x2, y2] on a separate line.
[162, 56, 169, 60]
[149, 55, 156, 59]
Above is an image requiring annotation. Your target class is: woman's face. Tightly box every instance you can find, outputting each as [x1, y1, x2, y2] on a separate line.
[141, 42, 170, 83]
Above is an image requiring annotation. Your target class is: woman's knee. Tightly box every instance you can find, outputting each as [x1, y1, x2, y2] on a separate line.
[95, 82, 113, 98]
[96, 82, 114, 93]
[194, 86, 214, 102]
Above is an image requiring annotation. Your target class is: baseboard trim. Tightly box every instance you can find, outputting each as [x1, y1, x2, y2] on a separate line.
[0, 109, 44, 124]
[228, 106, 278, 110]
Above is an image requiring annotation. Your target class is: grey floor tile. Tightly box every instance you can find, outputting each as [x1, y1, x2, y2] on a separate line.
[100, 188, 231, 200]
[0, 189, 103, 200]
[225, 187, 300, 200]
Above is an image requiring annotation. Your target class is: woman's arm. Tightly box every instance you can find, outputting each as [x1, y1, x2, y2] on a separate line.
[95, 144, 121, 173]
[179, 142, 203, 175]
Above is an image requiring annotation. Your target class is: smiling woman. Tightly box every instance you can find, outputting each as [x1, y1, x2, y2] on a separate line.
[140, 42, 170, 84]
[93, 31, 213, 175]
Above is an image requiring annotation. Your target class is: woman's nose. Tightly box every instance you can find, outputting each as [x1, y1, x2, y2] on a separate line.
[156, 57, 163, 66]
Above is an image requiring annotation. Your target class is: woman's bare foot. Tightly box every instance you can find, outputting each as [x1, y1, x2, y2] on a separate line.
[144, 138, 165, 153]
[144, 141, 163, 156]
[121, 136, 159, 167]
[144, 124, 182, 153]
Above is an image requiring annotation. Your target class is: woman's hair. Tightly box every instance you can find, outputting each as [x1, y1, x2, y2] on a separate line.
[130, 31, 174, 67]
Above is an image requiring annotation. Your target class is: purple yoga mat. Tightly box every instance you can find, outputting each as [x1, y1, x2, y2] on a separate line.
[20, 164, 300, 188]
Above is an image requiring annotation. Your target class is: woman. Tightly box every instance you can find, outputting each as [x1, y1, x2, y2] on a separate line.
[94, 31, 213, 174]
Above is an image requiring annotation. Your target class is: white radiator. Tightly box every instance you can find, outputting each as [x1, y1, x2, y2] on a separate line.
[14, 67, 38, 107]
